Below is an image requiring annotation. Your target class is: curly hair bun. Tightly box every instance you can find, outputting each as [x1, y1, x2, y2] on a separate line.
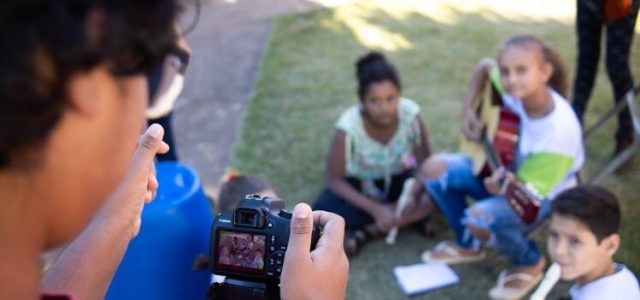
[354, 51, 401, 99]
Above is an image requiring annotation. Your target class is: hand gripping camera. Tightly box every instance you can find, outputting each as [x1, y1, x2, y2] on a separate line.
[207, 195, 319, 300]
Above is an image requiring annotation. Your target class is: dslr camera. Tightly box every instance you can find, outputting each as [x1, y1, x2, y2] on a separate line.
[207, 194, 319, 300]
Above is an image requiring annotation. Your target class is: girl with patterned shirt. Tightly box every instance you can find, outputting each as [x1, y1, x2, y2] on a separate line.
[313, 52, 433, 256]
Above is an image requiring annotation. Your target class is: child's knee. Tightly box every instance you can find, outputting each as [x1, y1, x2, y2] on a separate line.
[464, 206, 496, 243]
[467, 224, 491, 242]
[467, 205, 495, 225]
[419, 155, 448, 179]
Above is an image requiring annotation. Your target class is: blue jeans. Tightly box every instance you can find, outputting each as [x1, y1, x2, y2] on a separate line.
[424, 154, 551, 267]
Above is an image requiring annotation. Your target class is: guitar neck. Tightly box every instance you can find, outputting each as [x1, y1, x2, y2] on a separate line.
[481, 133, 502, 172]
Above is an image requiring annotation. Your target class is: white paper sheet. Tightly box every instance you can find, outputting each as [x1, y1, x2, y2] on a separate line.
[393, 263, 460, 296]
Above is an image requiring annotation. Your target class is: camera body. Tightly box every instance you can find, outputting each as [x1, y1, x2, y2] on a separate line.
[209, 194, 319, 285]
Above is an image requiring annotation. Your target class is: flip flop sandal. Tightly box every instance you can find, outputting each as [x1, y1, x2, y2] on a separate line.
[421, 241, 486, 265]
[344, 229, 371, 257]
[488, 270, 543, 300]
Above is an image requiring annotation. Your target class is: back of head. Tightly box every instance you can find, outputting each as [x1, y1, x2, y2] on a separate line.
[355, 51, 401, 99]
[552, 185, 621, 243]
[0, 0, 179, 168]
[499, 35, 568, 98]
[218, 174, 276, 213]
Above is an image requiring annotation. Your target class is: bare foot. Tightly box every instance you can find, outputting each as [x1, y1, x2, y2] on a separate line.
[430, 241, 482, 259]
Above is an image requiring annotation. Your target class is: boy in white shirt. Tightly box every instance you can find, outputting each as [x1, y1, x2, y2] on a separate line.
[547, 185, 640, 299]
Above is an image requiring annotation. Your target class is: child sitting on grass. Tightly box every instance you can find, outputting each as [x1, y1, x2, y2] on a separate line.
[547, 185, 640, 299]
[312, 51, 434, 256]
[218, 172, 278, 213]
[418, 35, 584, 299]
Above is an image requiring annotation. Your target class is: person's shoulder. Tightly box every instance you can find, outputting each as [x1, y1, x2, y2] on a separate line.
[550, 90, 577, 120]
[336, 104, 361, 132]
[399, 97, 420, 110]
[573, 264, 640, 300]
[614, 265, 640, 296]
[398, 97, 420, 117]
[549, 90, 582, 136]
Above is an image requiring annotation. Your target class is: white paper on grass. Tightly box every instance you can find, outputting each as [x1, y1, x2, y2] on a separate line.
[393, 263, 460, 296]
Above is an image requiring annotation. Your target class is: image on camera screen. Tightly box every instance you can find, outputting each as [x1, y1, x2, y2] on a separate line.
[217, 230, 267, 272]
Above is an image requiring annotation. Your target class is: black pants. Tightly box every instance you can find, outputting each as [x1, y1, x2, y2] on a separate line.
[572, 0, 640, 142]
[312, 170, 414, 232]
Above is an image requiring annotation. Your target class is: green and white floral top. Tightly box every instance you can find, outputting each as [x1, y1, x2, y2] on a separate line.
[336, 98, 421, 200]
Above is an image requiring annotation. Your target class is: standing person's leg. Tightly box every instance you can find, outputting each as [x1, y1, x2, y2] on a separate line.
[605, 0, 640, 149]
[573, 0, 605, 123]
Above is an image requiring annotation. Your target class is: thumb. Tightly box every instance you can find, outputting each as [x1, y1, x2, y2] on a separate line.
[286, 203, 313, 261]
[132, 124, 166, 168]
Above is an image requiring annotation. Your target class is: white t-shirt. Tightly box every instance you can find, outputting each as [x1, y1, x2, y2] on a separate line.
[502, 89, 584, 198]
[570, 264, 640, 300]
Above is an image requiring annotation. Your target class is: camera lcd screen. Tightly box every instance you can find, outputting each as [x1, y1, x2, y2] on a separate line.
[215, 230, 267, 275]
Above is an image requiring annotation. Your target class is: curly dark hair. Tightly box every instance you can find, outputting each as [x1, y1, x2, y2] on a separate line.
[355, 51, 402, 100]
[0, 0, 180, 168]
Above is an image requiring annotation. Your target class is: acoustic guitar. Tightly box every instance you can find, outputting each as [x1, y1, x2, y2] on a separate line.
[459, 78, 518, 177]
[459, 79, 542, 224]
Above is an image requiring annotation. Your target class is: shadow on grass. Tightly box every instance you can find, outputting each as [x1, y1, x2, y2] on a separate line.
[232, 2, 640, 299]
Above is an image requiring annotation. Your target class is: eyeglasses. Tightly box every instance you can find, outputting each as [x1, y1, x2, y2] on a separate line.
[145, 50, 189, 119]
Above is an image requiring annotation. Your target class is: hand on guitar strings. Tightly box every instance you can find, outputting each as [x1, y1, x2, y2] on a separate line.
[483, 167, 516, 195]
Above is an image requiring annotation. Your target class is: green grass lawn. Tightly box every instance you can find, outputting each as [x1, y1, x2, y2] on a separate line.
[230, 0, 640, 298]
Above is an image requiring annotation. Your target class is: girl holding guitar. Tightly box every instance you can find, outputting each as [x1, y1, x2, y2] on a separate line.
[414, 35, 584, 299]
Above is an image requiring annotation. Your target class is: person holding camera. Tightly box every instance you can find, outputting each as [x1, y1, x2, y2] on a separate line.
[0, 1, 348, 299]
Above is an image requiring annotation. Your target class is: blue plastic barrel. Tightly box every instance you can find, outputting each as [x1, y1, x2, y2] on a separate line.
[106, 162, 213, 300]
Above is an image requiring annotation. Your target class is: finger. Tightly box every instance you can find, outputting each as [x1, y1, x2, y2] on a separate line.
[384, 221, 393, 232]
[491, 168, 503, 181]
[285, 203, 314, 263]
[463, 126, 476, 141]
[376, 223, 385, 233]
[148, 174, 158, 190]
[158, 141, 170, 155]
[382, 222, 391, 233]
[311, 210, 345, 253]
[505, 171, 517, 182]
[131, 124, 165, 172]
[145, 190, 154, 202]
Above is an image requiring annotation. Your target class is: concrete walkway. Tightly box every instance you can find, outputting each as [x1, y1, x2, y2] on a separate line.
[174, 0, 352, 202]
